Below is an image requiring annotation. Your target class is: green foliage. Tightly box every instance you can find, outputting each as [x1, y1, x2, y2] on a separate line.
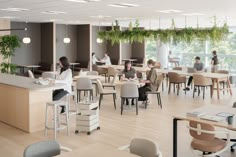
[0, 35, 20, 74]
[98, 20, 229, 45]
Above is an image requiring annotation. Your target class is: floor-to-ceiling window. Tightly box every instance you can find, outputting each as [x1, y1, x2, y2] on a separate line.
[145, 27, 236, 73]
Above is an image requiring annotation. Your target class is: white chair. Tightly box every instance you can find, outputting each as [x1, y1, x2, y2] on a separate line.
[187, 120, 230, 157]
[119, 138, 162, 157]
[97, 79, 116, 110]
[102, 73, 117, 90]
[120, 83, 139, 115]
[23, 140, 71, 157]
[76, 77, 93, 102]
[28, 70, 35, 79]
[42, 72, 56, 79]
[44, 95, 70, 139]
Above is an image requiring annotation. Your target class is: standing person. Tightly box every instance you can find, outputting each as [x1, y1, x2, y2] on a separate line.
[168, 50, 180, 67]
[101, 52, 111, 65]
[138, 59, 161, 103]
[211, 50, 219, 73]
[122, 61, 137, 105]
[92, 52, 98, 65]
[53, 56, 73, 113]
[184, 56, 204, 91]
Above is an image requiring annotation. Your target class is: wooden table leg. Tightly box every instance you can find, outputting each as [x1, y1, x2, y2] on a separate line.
[227, 78, 233, 96]
[211, 79, 215, 98]
[216, 79, 220, 99]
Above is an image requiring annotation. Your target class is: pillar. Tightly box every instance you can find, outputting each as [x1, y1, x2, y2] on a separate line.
[156, 41, 169, 68]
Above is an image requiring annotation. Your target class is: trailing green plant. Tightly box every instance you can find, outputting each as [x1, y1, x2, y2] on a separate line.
[0, 35, 20, 74]
[98, 20, 229, 45]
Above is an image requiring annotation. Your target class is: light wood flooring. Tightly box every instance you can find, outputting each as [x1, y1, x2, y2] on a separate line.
[0, 83, 236, 157]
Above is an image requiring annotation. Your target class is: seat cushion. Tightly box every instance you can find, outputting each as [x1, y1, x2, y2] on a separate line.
[101, 90, 116, 94]
[191, 138, 226, 153]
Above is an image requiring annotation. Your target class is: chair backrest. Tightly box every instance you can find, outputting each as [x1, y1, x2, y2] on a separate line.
[130, 138, 161, 157]
[107, 67, 117, 76]
[120, 83, 139, 98]
[87, 71, 98, 76]
[217, 70, 229, 74]
[173, 67, 182, 71]
[23, 140, 61, 157]
[96, 79, 104, 93]
[42, 72, 56, 79]
[188, 121, 215, 141]
[193, 74, 212, 86]
[28, 70, 35, 79]
[136, 71, 142, 79]
[168, 72, 179, 82]
[76, 77, 93, 90]
[111, 74, 117, 84]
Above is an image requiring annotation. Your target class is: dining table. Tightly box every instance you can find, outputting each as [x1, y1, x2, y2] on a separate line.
[155, 69, 232, 99]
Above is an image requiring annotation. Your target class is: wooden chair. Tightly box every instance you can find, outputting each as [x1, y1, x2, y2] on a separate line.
[187, 121, 230, 157]
[192, 74, 212, 100]
[107, 67, 118, 82]
[217, 70, 229, 94]
[168, 72, 186, 95]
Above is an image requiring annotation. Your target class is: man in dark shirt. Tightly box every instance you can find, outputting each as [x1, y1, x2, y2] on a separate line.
[184, 56, 204, 91]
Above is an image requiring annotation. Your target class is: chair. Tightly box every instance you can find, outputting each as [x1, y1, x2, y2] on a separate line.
[192, 74, 212, 100]
[146, 74, 163, 109]
[120, 83, 139, 115]
[76, 77, 93, 102]
[217, 70, 229, 94]
[173, 67, 182, 71]
[168, 72, 186, 95]
[23, 140, 71, 157]
[87, 71, 99, 76]
[97, 79, 116, 110]
[92, 64, 107, 82]
[230, 103, 236, 152]
[87, 71, 99, 95]
[102, 74, 117, 90]
[28, 70, 35, 79]
[42, 72, 56, 79]
[107, 67, 118, 82]
[187, 121, 230, 157]
[119, 138, 162, 157]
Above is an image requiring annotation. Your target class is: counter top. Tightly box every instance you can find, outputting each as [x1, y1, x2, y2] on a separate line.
[0, 73, 65, 91]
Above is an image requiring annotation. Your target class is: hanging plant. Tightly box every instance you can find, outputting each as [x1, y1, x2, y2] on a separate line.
[98, 19, 229, 45]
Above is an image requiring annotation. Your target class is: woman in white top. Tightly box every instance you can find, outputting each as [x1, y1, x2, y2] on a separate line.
[53, 56, 73, 113]
[101, 53, 111, 65]
[92, 52, 98, 65]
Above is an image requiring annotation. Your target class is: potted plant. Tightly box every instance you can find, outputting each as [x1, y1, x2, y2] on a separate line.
[0, 35, 20, 74]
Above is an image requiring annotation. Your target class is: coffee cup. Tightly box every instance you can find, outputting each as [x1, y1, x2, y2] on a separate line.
[227, 116, 234, 125]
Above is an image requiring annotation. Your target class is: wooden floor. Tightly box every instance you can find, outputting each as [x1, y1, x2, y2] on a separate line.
[0, 82, 236, 157]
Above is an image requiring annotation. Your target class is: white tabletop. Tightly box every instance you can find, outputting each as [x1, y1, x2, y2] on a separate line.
[0, 73, 65, 91]
[98, 65, 149, 72]
[58, 143, 138, 157]
[73, 75, 104, 80]
[122, 59, 137, 61]
[70, 63, 80, 65]
[17, 65, 40, 68]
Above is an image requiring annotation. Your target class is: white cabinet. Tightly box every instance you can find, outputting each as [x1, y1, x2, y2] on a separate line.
[75, 101, 100, 135]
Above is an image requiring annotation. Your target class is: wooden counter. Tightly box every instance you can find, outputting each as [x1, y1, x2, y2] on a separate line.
[0, 73, 65, 133]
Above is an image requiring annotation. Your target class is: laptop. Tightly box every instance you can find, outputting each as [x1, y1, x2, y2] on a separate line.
[200, 115, 225, 122]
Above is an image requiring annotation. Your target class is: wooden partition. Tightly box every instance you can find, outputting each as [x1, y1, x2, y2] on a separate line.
[0, 19, 11, 63]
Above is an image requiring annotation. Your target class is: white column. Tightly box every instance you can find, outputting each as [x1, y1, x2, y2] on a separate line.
[156, 41, 169, 68]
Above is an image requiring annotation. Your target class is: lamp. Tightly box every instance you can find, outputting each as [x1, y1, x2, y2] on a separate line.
[96, 21, 103, 44]
[23, 22, 31, 44]
[63, 24, 70, 44]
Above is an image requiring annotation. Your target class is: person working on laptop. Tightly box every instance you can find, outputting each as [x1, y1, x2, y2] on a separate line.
[184, 56, 204, 91]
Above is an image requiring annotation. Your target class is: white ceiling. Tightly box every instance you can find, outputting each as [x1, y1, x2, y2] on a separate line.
[0, 0, 236, 28]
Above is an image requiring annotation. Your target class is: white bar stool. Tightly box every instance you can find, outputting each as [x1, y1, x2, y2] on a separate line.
[44, 100, 69, 140]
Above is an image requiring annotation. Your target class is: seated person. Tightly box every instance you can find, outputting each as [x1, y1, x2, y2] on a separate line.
[138, 59, 159, 103]
[53, 56, 73, 113]
[168, 50, 180, 67]
[101, 52, 111, 65]
[184, 56, 204, 91]
[92, 52, 98, 65]
[122, 61, 137, 105]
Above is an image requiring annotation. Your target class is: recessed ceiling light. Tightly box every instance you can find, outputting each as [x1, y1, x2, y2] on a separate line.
[90, 15, 111, 18]
[64, 0, 100, 3]
[41, 11, 67, 14]
[158, 9, 183, 13]
[0, 16, 20, 19]
[181, 13, 204, 16]
[0, 8, 29, 12]
[44, 19, 63, 22]
[108, 3, 139, 8]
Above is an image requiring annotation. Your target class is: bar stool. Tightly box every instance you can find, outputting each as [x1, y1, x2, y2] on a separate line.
[44, 99, 70, 140]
